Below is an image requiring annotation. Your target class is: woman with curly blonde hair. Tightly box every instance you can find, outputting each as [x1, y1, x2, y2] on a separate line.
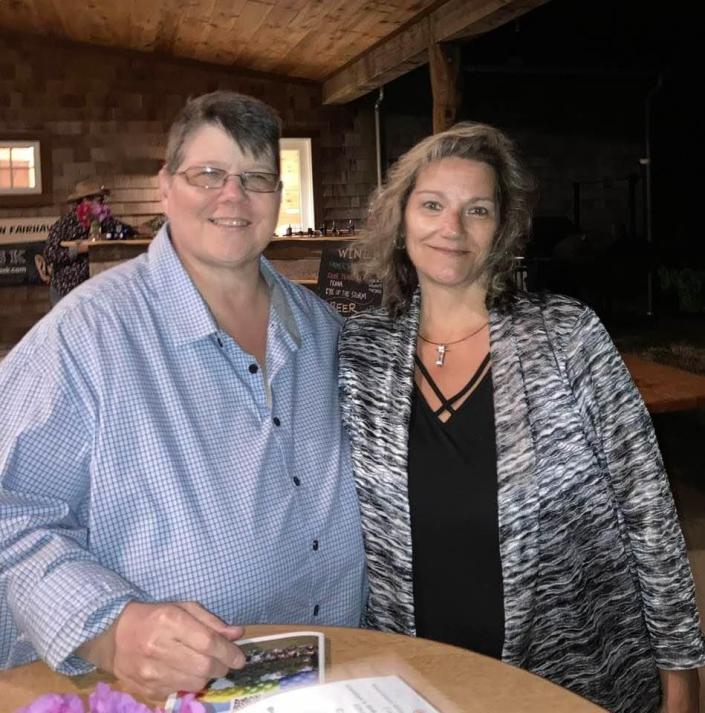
[339, 122, 703, 713]
[357, 121, 535, 313]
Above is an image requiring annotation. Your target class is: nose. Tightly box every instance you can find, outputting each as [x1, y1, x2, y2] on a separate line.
[440, 210, 463, 238]
[218, 174, 248, 201]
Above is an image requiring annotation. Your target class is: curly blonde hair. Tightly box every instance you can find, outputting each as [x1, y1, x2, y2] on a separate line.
[356, 122, 537, 315]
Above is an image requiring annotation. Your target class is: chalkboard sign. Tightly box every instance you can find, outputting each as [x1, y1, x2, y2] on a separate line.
[316, 242, 383, 315]
[0, 241, 48, 286]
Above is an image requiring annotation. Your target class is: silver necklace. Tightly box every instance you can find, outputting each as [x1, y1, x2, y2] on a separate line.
[418, 323, 488, 367]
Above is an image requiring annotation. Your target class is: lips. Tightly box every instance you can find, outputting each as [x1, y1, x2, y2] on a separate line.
[208, 217, 252, 227]
[430, 245, 469, 255]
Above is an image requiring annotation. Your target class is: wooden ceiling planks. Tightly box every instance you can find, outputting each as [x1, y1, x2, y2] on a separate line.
[255, 0, 351, 77]
[0, 0, 545, 96]
[233, 0, 311, 74]
[25, 0, 67, 37]
[215, 0, 278, 66]
[0, 0, 40, 37]
[189, 0, 249, 64]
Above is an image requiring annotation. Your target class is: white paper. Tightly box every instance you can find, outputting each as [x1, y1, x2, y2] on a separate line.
[238, 675, 441, 713]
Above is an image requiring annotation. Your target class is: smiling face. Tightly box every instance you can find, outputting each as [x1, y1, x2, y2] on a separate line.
[158, 123, 281, 278]
[403, 157, 499, 296]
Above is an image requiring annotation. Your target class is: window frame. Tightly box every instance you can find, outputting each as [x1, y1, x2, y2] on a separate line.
[0, 133, 52, 208]
[0, 140, 42, 195]
[277, 137, 315, 235]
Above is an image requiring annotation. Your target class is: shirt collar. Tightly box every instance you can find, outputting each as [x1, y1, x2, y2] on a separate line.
[147, 224, 311, 347]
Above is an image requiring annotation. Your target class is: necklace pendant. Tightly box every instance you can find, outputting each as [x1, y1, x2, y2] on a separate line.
[435, 344, 447, 367]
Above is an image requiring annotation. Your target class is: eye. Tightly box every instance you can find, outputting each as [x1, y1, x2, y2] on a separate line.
[467, 205, 491, 217]
[421, 200, 442, 211]
[182, 166, 227, 187]
[242, 172, 280, 192]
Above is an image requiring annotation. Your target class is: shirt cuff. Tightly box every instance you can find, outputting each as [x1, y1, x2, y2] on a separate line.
[12, 561, 151, 675]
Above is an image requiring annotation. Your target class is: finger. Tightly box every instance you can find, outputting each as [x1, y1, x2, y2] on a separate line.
[123, 667, 211, 701]
[117, 646, 210, 699]
[153, 642, 232, 687]
[222, 624, 245, 640]
[119, 633, 225, 698]
[169, 605, 245, 669]
[177, 603, 245, 665]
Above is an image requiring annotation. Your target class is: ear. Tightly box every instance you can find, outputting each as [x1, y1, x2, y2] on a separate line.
[157, 167, 172, 213]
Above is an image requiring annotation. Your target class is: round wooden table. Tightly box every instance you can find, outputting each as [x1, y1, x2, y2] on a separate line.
[1, 624, 605, 712]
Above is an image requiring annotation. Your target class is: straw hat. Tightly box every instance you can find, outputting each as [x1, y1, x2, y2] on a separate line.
[67, 178, 110, 203]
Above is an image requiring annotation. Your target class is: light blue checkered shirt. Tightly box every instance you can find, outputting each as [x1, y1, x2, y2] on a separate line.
[0, 227, 366, 674]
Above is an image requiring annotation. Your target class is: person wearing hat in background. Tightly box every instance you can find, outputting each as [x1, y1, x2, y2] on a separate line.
[43, 178, 135, 305]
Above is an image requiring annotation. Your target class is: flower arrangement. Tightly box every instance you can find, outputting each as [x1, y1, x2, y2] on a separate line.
[76, 199, 112, 235]
[15, 683, 205, 713]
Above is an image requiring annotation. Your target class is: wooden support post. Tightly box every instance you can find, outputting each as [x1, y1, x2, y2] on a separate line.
[429, 42, 461, 133]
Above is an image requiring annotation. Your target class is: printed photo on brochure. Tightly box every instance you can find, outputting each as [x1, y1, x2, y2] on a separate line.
[165, 631, 324, 713]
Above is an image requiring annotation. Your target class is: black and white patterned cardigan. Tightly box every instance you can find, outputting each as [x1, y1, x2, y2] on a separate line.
[338, 289, 705, 713]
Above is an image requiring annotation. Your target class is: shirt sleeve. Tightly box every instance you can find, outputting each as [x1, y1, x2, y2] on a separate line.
[43, 215, 79, 269]
[564, 306, 705, 669]
[0, 356, 150, 674]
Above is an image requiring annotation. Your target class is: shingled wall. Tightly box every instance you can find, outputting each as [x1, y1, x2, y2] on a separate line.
[0, 33, 378, 344]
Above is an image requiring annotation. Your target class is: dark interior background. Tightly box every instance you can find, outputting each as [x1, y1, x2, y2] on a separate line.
[380, 0, 700, 319]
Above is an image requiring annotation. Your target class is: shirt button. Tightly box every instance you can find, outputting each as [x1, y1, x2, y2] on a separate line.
[313, 604, 320, 616]
[293, 476, 301, 486]
[312, 539, 319, 551]
[248, 363, 258, 374]
[273, 417, 281, 427]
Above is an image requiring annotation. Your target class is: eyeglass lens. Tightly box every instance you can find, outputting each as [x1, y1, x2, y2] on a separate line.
[180, 167, 279, 192]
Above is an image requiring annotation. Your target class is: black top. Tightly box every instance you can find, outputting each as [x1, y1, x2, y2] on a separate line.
[407, 355, 504, 658]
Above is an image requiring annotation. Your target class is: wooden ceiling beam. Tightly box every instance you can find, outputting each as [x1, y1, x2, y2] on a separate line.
[430, 41, 461, 133]
[322, 0, 548, 105]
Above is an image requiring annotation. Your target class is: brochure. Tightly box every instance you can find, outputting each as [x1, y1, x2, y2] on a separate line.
[240, 675, 441, 713]
[165, 631, 324, 713]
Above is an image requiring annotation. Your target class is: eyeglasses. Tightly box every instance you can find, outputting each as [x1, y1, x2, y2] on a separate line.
[177, 166, 281, 193]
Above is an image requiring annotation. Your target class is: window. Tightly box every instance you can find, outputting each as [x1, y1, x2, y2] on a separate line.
[0, 141, 42, 195]
[277, 138, 314, 235]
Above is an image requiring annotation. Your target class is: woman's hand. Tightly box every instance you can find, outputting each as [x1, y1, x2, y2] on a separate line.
[659, 668, 700, 713]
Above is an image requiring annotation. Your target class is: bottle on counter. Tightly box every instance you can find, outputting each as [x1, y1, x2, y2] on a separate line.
[348, 219, 355, 235]
[285, 224, 293, 236]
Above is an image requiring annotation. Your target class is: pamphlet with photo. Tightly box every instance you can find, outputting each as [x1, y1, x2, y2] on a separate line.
[165, 631, 324, 713]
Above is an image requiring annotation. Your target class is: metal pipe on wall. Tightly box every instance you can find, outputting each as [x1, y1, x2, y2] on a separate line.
[374, 87, 384, 189]
[642, 73, 663, 317]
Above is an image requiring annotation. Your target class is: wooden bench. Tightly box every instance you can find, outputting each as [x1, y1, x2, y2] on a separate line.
[622, 353, 705, 413]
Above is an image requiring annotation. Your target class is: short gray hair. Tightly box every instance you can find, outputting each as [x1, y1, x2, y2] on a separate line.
[164, 91, 282, 174]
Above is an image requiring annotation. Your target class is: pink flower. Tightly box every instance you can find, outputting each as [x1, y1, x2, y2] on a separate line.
[15, 693, 84, 713]
[76, 201, 93, 229]
[173, 694, 206, 713]
[75, 199, 112, 229]
[88, 682, 162, 713]
[18, 683, 173, 713]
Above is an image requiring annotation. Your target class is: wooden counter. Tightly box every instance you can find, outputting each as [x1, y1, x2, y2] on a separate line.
[622, 352, 705, 413]
[1, 625, 605, 713]
[61, 237, 354, 283]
